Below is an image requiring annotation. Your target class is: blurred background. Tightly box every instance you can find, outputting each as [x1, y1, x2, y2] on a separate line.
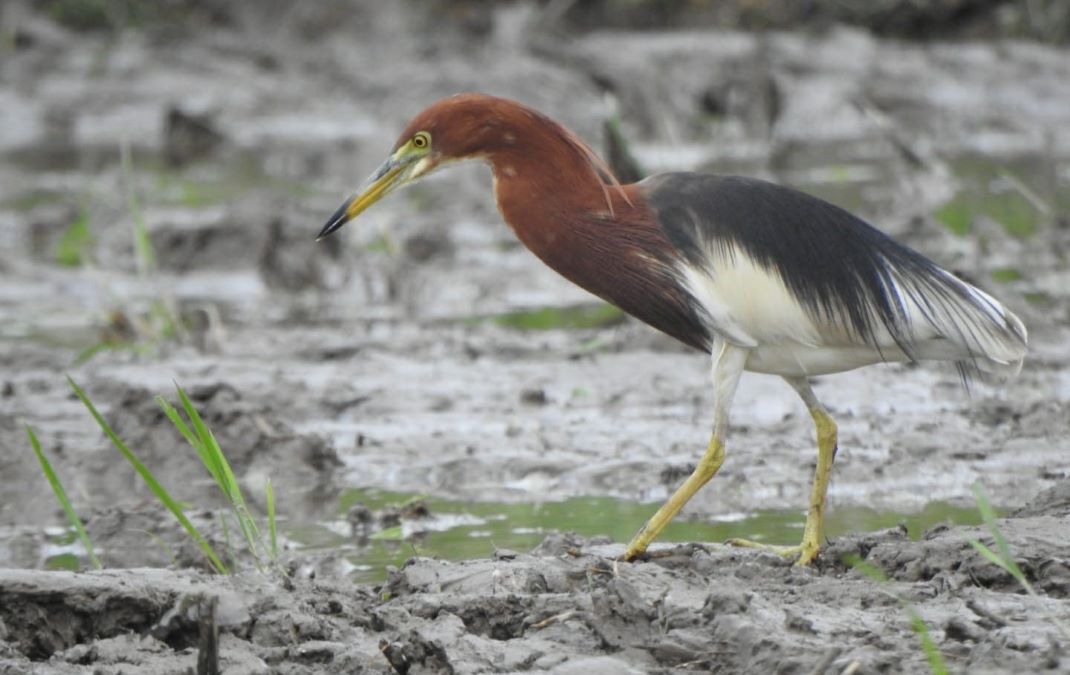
[1, 0, 1068, 578]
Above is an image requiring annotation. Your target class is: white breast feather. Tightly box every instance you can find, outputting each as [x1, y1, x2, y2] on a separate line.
[677, 244, 822, 350]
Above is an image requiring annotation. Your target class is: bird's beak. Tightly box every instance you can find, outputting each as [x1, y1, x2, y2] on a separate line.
[317, 153, 418, 240]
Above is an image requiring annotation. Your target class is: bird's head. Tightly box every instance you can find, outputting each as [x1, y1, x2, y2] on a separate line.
[317, 93, 527, 240]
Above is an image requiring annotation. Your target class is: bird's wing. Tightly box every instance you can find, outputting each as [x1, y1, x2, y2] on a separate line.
[640, 173, 1027, 378]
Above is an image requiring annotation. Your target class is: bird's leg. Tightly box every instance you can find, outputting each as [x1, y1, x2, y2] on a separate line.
[728, 377, 836, 565]
[622, 341, 748, 561]
[797, 385, 837, 565]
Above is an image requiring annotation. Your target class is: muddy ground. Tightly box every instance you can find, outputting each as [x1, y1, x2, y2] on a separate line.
[1, 1, 1069, 673]
[2, 493, 1070, 673]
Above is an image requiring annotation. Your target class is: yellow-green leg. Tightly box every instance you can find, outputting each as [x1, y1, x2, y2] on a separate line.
[622, 341, 748, 561]
[728, 376, 837, 565]
[623, 436, 725, 560]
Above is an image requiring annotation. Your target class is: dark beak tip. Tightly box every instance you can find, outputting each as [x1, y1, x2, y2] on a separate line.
[317, 199, 353, 240]
[315, 224, 337, 241]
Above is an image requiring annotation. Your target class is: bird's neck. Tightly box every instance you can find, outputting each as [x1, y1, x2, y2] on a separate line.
[485, 130, 676, 321]
[482, 126, 709, 352]
[487, 130, 623, 262]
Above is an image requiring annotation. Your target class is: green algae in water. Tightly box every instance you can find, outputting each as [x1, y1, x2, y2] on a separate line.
[990, 267, 1023, 283]
[934, 199, 973, 236]
[45, 552, 81, 571]
[488, 303, 625, 331]
[55, 211, 94, 267]
[289, 489, 988, 585]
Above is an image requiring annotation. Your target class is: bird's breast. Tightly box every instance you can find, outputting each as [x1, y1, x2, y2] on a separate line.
[507, 218, 711, 350]
[492, 167, 713, 351]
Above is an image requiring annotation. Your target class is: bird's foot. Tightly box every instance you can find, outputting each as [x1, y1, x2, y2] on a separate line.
[726, 538, 820, 566]
[620, 543, 647, 562]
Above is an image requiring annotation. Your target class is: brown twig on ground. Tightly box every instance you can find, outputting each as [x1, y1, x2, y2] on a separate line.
[530, 610, 576, 630]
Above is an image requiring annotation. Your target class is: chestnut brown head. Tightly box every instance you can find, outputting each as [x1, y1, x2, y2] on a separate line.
[317, 93, 533, 239]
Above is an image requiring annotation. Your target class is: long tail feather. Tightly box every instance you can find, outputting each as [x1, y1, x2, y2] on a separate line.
[883, 262, 1027, 384]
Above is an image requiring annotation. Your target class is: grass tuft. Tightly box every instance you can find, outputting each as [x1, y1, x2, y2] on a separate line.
[69, 376, 228, 573]
[158, 383, 280, 573]
[64, 378, 285, 575]
[73, 140, 183, 365]
[27, 425, 103, 570]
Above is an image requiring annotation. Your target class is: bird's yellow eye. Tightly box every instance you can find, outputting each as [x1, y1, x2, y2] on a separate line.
[412, 132, 430, 149]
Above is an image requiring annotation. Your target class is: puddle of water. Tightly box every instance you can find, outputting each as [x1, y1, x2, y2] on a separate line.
[39, 529, 86, 572]
[285, 488, 987, 585]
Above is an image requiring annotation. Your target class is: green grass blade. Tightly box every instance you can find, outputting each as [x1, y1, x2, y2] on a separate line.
[120, 137, 155, 277]
[907, 607, 949, 675]
[174, 384, 265, 565]
[174, 386, 257, 519]
[970, 483, 1070, 641]
[27, 425, 102, 570]
[68, 376, 227, 574]
[219, 512, 237, 572]
[843, 554, 888, 582]
[156, 395, 198, 448]
[971, 483, 1023, 579]
[156, 394, 223, 485]
[175, 385, 240, 503]
[73, 341, 127, 366]
[843, 554, 948, 674]
[968, 539, 1015, 575]
[266, 478, 278, 561]
[132, 528, 178, 566]
[234, 503, 266, 568]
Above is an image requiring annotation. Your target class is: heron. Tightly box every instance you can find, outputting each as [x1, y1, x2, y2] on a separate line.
[318, 93, 1027, 565]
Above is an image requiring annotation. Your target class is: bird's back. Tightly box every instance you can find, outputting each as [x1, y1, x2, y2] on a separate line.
[640, 173, 1027, 380]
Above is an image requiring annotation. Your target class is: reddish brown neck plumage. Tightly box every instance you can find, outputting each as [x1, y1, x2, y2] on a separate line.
[487, 120, 619, 259]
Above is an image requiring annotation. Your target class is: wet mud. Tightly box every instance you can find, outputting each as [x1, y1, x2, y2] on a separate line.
[2, 486, 1069, 673]
[2, 1, 1069, 673]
